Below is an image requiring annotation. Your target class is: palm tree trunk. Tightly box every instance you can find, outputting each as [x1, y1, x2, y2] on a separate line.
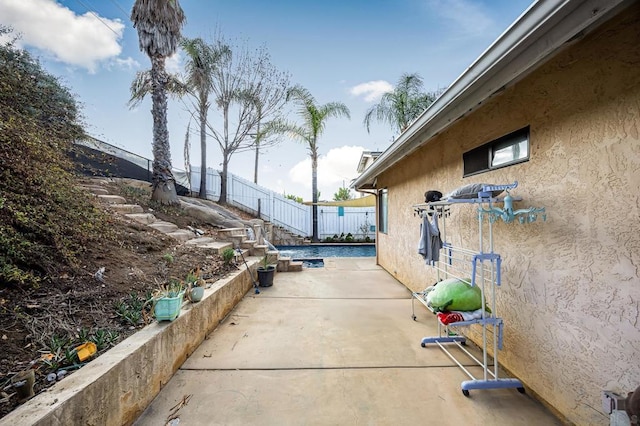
[150, 55, 179, 205]
[198, 97, 207, 198]
[311, 150, 319, 242]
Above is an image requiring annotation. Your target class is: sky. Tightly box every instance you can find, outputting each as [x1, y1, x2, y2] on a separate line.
[0, 0, 534, 201]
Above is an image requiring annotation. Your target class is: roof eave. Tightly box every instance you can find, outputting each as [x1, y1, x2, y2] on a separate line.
[352, 0, 633, 191]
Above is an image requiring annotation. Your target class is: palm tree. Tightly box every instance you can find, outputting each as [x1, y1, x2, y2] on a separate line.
[272, 85, 350, 241]
[363, 73, 438, 134]
[180, 37, 230, 198]
[131, 0, 186, 205]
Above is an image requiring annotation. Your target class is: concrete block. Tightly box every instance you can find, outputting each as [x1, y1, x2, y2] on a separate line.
[166, 229, 196, 242]
[148, 221, 179, 233]
[108, 204, 144, 214]
[125, 213, 157, 225]
[97, 194, 126, 204]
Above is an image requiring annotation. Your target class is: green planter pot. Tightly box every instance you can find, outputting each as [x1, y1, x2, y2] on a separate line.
[257, 265, 276, 287]
[154, 292, 184, 321]
[189, 286, 205, 302]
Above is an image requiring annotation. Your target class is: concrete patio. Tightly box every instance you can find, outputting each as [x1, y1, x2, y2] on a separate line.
[135, 258, 561, 425]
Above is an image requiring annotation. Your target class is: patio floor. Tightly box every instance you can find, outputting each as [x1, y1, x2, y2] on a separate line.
[134, 258, 560, 425]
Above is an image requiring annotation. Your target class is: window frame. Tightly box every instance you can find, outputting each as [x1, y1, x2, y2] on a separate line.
[463, 126, 530, 177]
[378, 188, 388, 234]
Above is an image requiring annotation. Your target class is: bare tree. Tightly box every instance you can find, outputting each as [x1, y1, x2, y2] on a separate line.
[206, 36, 290, 203]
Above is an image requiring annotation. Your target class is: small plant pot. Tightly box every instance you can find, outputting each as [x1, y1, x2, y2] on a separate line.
[189, 286, 205, 302]
[257, 266, 276, 287]
[12, 369, 35, 403]
[154, 292, 184, 321]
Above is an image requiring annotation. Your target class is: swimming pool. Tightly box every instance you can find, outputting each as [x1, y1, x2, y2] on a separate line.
[275, 244, 376, 259]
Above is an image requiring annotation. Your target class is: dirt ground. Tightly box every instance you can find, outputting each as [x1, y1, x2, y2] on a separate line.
[0, 179, 255, 419]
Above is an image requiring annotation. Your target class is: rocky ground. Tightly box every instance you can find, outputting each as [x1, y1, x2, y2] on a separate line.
[0, 179, 255, 419]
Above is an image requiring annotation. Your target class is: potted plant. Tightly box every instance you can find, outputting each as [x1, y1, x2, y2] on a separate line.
[153, 279, 185, 321]
[185, 269, 206, 303]
[257, 254, 276, 287]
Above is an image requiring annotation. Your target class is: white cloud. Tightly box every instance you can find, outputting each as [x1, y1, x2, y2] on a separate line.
[165, 52, 182, 74]
[112, 57, 140, 71]
[0, 0, 124, 72]
[289, 146, 365, 200]
[349, 80, 393, 102]
[424, 0, 494, 36]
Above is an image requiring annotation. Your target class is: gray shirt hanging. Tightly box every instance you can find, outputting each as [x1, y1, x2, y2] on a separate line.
[418, 212, 442, 265]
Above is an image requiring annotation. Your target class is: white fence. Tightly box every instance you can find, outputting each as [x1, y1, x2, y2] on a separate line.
[190, 167, 376, 240]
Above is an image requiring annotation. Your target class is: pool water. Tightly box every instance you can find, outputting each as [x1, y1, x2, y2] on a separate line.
[275, 244, 376, 259]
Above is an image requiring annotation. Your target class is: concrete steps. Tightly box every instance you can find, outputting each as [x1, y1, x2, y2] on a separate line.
[148, 221, 179, 233]
[97, 194, 127, 204]
[109, 204, 144, 214]
[125, 213, 157, 224]
[79, 178, 304, 272]
[277, 256, 303, 272]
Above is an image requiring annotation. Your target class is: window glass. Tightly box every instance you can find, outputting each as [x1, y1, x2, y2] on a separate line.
[491, 134, 528, 167]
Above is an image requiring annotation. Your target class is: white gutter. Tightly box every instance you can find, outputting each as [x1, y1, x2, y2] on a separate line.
[353, 0, 634, 190]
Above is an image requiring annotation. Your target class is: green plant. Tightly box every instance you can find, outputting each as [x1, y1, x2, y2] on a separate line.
[49, 335, 69, 352]
[91, 329, 120, 351]
[114, 292, 152, 327]
[259, 254, 275, 270]
[63, 347, 79, 365]
[77, 328, 91, 342]
[154, 278, 184, 299]
[222, 248, 235, 264]
[184, 270, 199, 286]
[345, 233, 354, 242]
[162, 253, 174, 264]
[184, 268, 206, 288]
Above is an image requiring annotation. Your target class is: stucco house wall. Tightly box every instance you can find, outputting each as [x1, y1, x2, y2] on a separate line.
[375, 7, 640, 425]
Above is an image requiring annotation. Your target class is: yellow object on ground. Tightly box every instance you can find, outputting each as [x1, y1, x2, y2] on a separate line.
[75, 342, 97, 361]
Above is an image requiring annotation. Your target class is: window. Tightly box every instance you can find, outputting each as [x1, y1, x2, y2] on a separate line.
[463, 127, 529, 177]
[378, 188, 388, 234]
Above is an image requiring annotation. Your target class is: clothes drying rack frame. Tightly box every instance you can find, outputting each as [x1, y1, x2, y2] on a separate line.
[411, 181, 529, 396]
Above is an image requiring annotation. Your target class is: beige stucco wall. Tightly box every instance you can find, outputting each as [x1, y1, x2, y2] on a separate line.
[375, 6, 640, 425]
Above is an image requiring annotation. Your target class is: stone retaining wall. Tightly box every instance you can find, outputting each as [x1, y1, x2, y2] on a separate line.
[0, 264, 256, 426]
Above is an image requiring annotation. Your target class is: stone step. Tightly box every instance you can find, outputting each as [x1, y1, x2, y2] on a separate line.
[78, 178, 110, 186]
[98, 194, 126, 204]
[125, 213, 157, 225]
[78, 185, 109, 195]
[241, 240, 257, 250]
[265, 250, 279, 265]
[251, 244, 268, 257]
[108, 204, 144, 214]
[183, 237, 216, 246]
[277, 256, 291, 272]
[148, 221, 179, 234]
[191, 241, 233, 254]
[166, 229, 196, 243]
[288, 261, 303, 272]
[218, 227, 247, 241]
